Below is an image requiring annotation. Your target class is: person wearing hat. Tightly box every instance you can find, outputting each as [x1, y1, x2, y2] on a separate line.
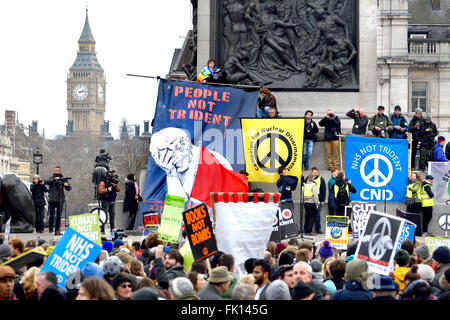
[368, 105, 393, 139]
[292, 281, 315, 300]
[98, 168, 120, 234]
[309, 259, 323, 280]
[409, 108, 425, 170]
[131, 287, 159, 300]
[393, 249, 411, 295]
[330, 259, 372, 300]
[419, 114, 438, 170]
[346, 107, 368, 135]
[0, 266, 17, 300]
[420, 175, 435, 235]
[414, 244, 432, 265]
[169, 277, 200, 300]
[0, 243, 12, 263]
[30, 174, 48, 233]
[44, 165, 72, 235]
[389, 105, 408, 139]
[81, 262, 104, 279]
[102, 241, 113, 253]
[433, 136, 449, 163]
[431, 246, 450, 288]
[265, 279, 292, 300]
[371, 274, 398, 300]
[102, 256, 125, 286]
[112, 273, 134, 300]
[318, 240, 334, 262]
[198, 266, 233, 300]
[276, 264, 295, 290]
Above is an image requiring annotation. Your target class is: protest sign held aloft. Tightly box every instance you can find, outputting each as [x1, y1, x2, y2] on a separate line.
[141, 79, 257, 217]
[40, 227, 102, 289]
[347, 202, 376, 239]
[325, 216, 349, 250]
[182, 203, 218, 261]
[69, 213, 102, 246]
[345, 136, 408, 203]
[157, 194, 185, 244]
[355, 211, 405, 275]
[428, 162, 450, 204]
[241, 118, 304, 183]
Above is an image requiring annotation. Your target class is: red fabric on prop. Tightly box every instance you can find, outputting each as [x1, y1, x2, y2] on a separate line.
[190, 146, 249, 207]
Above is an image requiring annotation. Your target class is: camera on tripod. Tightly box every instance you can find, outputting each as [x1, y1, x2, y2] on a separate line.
[107, 174, 119, 185]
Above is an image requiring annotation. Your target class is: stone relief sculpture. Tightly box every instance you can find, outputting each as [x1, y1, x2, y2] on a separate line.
[210, 0, 358, 89]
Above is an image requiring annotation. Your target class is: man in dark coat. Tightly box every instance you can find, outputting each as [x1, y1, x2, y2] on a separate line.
[319, 109, 341, 170]
[303, 110, 319, 169]
[346, 107, 368, 135]
[153, 245, 186, 290]
[44, 166, 71, 235]
[30, 174, 48, 233]
[419, 114, 438, 170]
[123, 173, 142, 230]
[409, 108, 425, 170]
[330, 260, 372, 300]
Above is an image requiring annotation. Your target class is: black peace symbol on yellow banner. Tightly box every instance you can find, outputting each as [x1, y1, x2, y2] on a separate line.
[255, 133, 293, 173]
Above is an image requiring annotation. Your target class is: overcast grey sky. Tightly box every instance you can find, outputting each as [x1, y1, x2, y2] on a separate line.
[0, 0, 192, 139]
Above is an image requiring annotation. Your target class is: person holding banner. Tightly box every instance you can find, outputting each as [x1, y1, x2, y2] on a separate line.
[405, 173, 423, 214]
[277, 167, 298, 203]
[303, 175, 319, 235]
[420, 175, 435, 235]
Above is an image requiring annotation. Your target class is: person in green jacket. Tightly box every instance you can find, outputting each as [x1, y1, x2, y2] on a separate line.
[405, 173, 422, 214]
[368, 106, 394, 138]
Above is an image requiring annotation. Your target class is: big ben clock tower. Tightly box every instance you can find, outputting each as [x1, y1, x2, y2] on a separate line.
[67, 9, 105, 137]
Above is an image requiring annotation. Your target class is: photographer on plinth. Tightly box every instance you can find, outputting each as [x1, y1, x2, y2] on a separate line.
[44, 165, 71, 235]
[98, 169, 120, 234]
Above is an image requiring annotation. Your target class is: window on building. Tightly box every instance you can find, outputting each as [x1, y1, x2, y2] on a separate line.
[411, 82, 427, 113]
[410, 34, 427, 39]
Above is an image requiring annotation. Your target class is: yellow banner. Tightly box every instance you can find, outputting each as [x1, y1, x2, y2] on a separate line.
[241, 118, 304, 183]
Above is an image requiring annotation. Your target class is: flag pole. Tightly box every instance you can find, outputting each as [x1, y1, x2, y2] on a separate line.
[338, 135, 344, 172]
[408, 133, 412, 175]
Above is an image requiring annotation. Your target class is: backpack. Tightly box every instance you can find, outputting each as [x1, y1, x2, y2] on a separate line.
[335, 184, 349, 207]
[427, 144, 442, 162]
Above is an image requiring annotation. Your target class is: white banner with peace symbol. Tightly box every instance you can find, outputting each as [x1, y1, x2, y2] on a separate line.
[428, 162, 450, 204]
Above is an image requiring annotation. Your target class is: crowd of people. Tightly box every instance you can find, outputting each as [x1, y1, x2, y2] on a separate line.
[252, 88, 450, 172]
[0, 231, 448, 301]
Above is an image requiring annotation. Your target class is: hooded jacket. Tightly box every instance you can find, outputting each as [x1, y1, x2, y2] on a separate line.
[330, 280, 372, 300]
[393, 266, 410, 294]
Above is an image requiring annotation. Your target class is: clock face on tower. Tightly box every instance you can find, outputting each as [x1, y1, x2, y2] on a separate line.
[73, 84, 88, 100]
[97, 84, 104, 101]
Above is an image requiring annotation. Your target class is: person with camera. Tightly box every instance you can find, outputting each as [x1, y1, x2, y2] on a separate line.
[44, 165, 71, 235]
[98, 169, 120, 234]
[389, 105, 408, 139]
[30, 174, 48, 233]
[319, 110, 341, 171]
[123, 173, 142, 231]
[346, 107, 368, 135]
[368, 105, 393, 139]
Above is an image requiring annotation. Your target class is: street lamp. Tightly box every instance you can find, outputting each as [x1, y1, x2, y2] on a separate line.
[33, 148, 43, 174]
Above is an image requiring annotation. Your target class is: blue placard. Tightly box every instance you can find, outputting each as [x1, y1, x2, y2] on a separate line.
[40, 227, 102, 289]
[141, 79, 258, 217]
[395, 223, 416, 252]
[345, 136, 409, 203]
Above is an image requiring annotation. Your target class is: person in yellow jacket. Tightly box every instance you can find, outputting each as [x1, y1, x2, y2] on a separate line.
[303, 175, 319, 235]
[405, 173, 422, 214]
[393, 249, 411, 295]
[420, 175, 435, 236]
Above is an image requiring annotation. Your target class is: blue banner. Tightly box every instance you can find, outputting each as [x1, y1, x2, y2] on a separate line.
[345, 136, 408, 203]
[141, 80, 258, 217]
[40, 227, 102, 289]
[395, 223, 415, 252]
